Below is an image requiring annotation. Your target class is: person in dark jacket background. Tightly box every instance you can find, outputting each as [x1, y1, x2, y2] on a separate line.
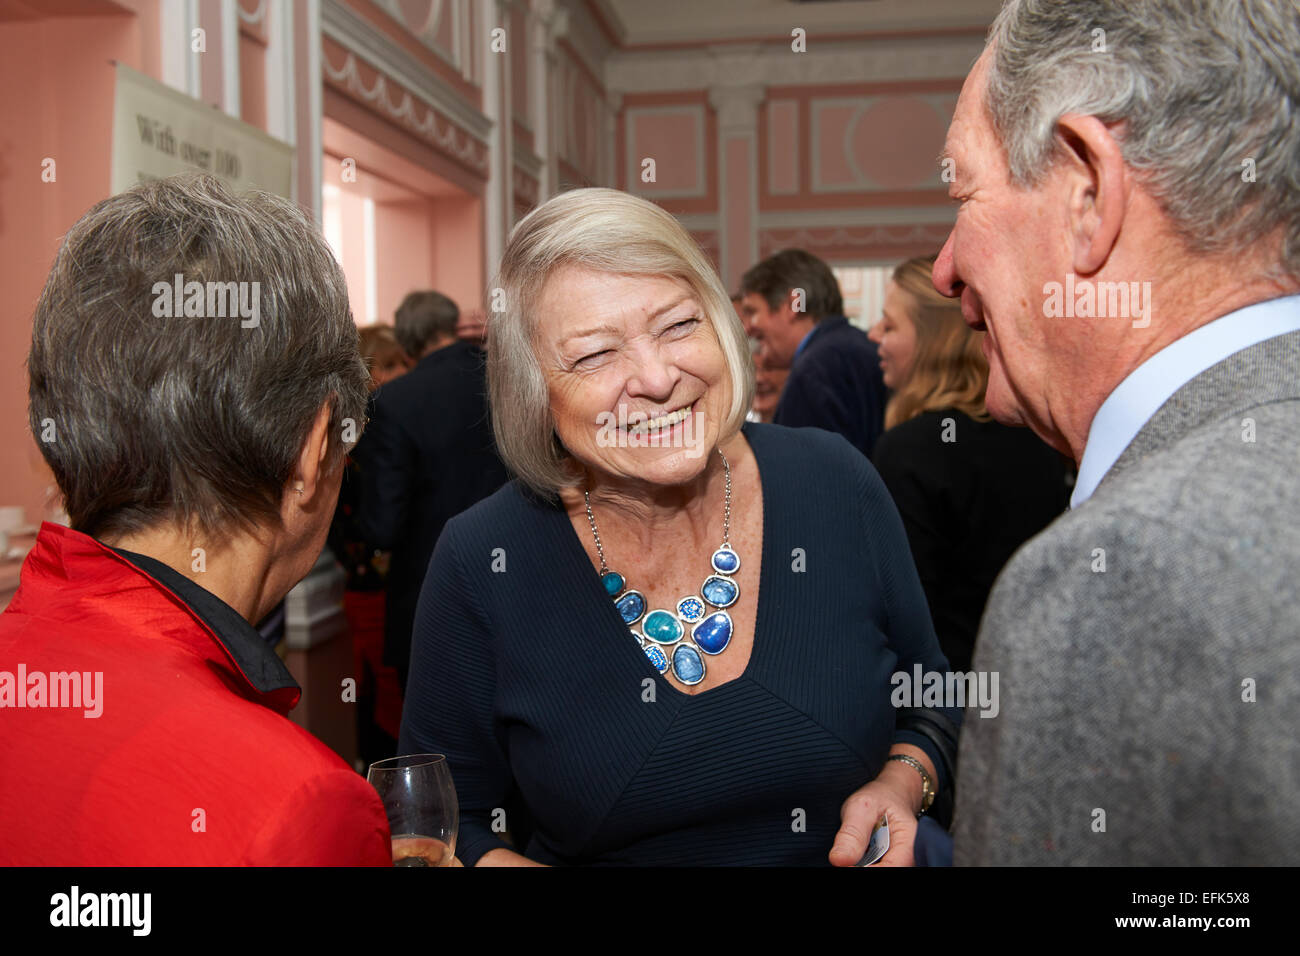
[868, 255, 1070, 673]
[739, 248, 887, 457]
[327, 324, 412, 768]
[353, 291, 508, 691]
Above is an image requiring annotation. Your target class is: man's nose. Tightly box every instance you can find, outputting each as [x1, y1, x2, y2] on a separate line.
[933, 231, 962, 298]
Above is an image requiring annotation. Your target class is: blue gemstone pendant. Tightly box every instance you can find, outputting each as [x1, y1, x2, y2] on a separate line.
[615, 590, 646, 626]
[701, 574, 739, 608]
[692, 610, 733, 655]
[601, 571, 625, 596]
[711, 548, 740, 574]
[671, 643, 706, 685]
[644, 643, 670, 673]
[643, 609, 685, 644]
[676, 595, 706, 623]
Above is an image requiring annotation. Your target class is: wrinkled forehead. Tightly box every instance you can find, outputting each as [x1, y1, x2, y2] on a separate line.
[534, 265, 697, 342]
[942, 48, 997, 176]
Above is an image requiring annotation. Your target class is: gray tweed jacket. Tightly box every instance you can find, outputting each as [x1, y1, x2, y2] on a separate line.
[953, 328, 1300, 865]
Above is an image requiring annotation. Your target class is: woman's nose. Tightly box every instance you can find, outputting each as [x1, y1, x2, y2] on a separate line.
[624, 344, 680, 400]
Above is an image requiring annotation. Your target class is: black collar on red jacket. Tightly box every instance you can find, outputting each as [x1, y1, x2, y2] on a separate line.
[110, 546, 300, 697]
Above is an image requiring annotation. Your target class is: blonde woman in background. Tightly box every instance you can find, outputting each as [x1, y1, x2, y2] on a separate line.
[868, 255, 1071, 674]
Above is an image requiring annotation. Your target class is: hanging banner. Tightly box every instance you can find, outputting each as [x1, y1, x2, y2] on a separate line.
[111, 63, 293, 199]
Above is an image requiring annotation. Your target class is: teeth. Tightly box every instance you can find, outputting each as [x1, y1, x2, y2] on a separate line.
[630, 403, 692, 434]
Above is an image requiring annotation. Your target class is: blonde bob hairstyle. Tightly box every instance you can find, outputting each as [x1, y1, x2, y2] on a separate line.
[488, 187, 755, 499]
[884, 255, 990, 431]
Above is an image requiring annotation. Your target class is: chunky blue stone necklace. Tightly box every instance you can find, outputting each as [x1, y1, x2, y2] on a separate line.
[585, 449, 740, 687]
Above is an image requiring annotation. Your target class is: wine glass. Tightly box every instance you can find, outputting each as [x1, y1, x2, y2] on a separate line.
[366, 754, 459, 867]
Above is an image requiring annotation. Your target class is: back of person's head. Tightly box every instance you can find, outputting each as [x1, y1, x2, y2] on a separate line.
[885, 255, 989, 430]
[28, 173, 368, 542]
[358, 324, 411, 388]
[395, 290, 459, 357]
[740, 249, 843, 321]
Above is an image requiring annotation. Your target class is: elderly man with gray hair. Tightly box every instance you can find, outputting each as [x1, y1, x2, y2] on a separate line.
[935, 0, 1300, 865]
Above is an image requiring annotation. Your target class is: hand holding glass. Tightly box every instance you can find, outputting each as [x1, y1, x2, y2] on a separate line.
[367, 754, 459, 867]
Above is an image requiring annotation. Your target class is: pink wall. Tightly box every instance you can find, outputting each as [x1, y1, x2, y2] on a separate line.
[373, 199, 434, 325]
[0, 7, 149, 531]
[431, 194, 484, 311]
[758, 82, 959, 210]
[618, 90, 717, 214]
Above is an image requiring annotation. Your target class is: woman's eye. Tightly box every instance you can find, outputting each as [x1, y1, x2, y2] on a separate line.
[667, 318, 699, 334]
[574, 350, 610, 367]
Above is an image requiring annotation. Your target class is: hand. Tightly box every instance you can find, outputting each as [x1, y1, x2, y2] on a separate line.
[829, 779, 918, 867]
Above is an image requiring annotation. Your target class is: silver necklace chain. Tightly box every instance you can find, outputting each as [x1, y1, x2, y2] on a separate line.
[584, 448, 731, 574]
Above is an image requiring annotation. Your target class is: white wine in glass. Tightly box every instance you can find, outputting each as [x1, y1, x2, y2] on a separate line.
[367, 754, 459, 867]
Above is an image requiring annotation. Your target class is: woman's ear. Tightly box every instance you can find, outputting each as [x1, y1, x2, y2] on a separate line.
[291, 400, 334, 506]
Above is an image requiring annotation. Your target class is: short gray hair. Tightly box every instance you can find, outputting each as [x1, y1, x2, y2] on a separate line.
[394, 290, 459, 357]
[985, 0, 1300, 277]
[488, 187, 755, 498]
[28, 173, 369, 540]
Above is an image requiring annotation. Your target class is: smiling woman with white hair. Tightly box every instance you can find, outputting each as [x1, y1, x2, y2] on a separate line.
[398, 187, 961, 866]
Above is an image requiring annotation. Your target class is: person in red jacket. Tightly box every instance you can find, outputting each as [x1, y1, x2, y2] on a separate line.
[0, 174, 392, 866]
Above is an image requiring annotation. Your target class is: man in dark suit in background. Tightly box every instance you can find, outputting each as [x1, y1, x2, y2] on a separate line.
[354, 291, 509, 691]
[739, 249, 887, 457]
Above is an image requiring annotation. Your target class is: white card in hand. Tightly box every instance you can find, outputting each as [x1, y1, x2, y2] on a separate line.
[855, 814, 890, 866]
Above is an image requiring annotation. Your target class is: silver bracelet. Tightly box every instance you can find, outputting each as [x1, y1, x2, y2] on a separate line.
[887, 753, 935, 816]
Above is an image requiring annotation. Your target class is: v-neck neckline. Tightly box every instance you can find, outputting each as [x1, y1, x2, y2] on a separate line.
[552, 421, 772, 702]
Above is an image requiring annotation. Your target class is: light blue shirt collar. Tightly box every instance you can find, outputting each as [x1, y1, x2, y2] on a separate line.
[793, 326, 815, 362]
[1071, 293, 1300, 509]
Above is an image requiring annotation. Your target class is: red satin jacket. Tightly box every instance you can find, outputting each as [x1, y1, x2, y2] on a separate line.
[0, 523, 391, 865]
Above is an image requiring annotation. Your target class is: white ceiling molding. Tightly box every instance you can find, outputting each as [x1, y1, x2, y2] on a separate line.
[600, 0, 1000, 46]
[237, 0, 268, 26]
[605, 33, 984, 93]
[322, 0, 492, 143]
[322, 49, 489, 172]
[709, 82, 765, 135]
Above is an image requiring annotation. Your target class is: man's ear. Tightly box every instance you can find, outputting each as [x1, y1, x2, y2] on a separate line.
[781, 288, 803, 324]
[1056, 113, 1130, 275]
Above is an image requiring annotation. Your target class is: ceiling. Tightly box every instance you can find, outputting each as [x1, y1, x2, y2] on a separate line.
[595, 0, 1003, 46]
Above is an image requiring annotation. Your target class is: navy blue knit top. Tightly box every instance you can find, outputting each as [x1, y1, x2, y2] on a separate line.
[399, 422, 960, 865]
